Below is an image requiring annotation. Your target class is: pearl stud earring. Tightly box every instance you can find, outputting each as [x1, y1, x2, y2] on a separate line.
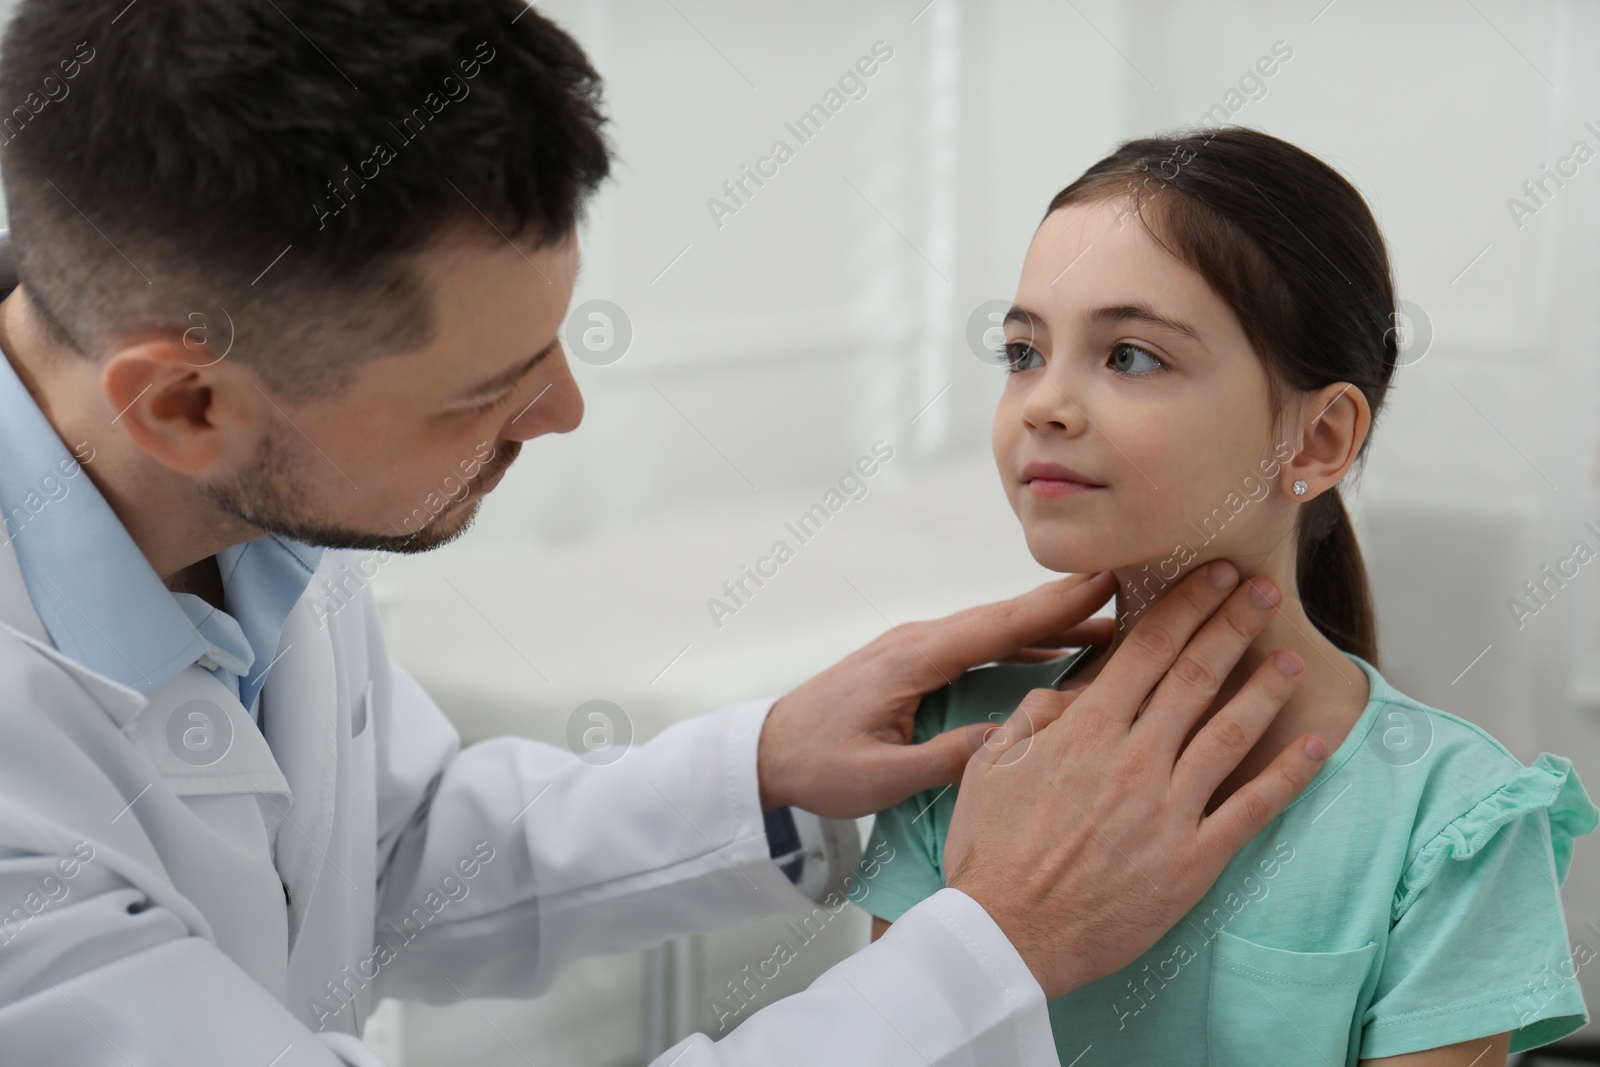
[1292, 480, 1308, 496]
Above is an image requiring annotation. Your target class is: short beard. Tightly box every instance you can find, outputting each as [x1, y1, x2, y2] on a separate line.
[202, 423, 518, 555]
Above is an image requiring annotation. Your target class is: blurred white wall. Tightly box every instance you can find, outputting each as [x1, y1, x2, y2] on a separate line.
[2, 0, 1595, 1062]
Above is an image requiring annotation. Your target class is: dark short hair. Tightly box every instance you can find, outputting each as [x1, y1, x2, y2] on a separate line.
[0, 0, 611, 400]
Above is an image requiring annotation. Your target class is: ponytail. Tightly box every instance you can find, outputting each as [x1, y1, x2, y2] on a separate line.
[1295, 489, 1378, 666]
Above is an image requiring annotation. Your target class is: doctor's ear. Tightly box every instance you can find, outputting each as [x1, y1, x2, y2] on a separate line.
[1281, 382, 1370, 500]
[100, 337, 264, 477]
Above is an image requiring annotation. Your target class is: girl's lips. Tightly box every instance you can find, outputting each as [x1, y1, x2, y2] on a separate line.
[1025, 477, 1102, 498]
[1020, 461, 1104, 497]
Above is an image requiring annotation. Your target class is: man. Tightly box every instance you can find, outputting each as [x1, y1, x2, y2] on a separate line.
[0, 2, 1326, 1064]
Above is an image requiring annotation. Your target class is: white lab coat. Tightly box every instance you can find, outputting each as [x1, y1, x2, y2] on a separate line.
[0, 529, 1057, 1062]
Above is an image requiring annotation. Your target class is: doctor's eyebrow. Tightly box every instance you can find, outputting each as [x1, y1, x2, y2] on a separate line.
[451, 336, 560, 404]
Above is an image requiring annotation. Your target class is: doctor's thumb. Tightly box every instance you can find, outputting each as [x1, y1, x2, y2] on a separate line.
[876, 721, 994, 798]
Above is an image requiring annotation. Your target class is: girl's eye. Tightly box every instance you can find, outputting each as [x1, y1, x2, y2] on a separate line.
[1002, 341, 1044, 374]
[1108, 341, 1166, 377]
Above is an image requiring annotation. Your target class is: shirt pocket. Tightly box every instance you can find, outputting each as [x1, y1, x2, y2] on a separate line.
[1207, 928, 1377, 1067]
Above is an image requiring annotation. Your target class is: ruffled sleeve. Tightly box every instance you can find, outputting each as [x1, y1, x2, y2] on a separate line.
[1394, 753, 1599, 919]
[1362, 753, 1600, 1059]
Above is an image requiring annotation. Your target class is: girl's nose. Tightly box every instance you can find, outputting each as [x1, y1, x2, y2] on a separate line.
[1019, 368, 1089, 437]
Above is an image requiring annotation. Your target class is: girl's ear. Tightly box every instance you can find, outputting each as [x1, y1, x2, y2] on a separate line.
[1282, 382, 1370, 499]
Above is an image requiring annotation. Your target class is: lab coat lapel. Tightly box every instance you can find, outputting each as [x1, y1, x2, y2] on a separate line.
[122, 669, 291, 799]
[260, 591, 343, 954]
[122, 667, 294, 996]
[0, 536, 299, 994]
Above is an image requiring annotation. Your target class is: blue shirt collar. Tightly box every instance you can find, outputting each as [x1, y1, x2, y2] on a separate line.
[219, 535, 326, 712]
[0, 276, 324, 712]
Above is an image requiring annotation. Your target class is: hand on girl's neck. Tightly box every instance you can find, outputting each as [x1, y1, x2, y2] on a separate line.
[1086, 561, 1370, 797]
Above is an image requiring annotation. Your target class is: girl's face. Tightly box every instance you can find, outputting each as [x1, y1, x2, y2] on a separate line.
[992, 199, 1296, 578]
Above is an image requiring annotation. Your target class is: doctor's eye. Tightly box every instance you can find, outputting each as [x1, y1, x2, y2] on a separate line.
[463, 391, 516, 418]
[1002, 341, 1045, 373]
[1107, 341, 1166, 378]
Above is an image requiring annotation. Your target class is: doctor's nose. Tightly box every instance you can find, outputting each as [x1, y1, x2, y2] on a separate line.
[502, 344, 584, 441]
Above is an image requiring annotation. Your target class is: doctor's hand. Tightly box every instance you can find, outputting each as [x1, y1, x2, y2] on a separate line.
[940, 561, 1327, 1001]
[757, 569, 1117, 818]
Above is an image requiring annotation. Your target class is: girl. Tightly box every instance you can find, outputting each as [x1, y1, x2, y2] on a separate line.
[860, 127, 1598, 1066]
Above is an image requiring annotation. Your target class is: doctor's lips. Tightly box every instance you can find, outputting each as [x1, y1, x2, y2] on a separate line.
[470, 465, 506, 497]
[467, 442, 520, 497]
[1020, 461, 1105, 498]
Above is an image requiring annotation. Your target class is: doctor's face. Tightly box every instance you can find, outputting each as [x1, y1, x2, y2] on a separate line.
[990, 199, 1293, 578]
[205, 229, 584, 553]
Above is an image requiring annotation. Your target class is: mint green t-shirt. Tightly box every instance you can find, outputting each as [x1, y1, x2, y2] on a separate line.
[858, 649, 1599, 1065]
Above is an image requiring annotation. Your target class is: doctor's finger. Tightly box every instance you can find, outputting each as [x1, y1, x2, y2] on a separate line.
[970, 687, 1077, 764]
[885, 571, 1115, 691]
[999, 619, 1114, 663]
[1085, 562, 1247, 731]
[1171, 648, 1303, 808]
[1002, 616, 1116, 661]
[1198, 729, 1327, 864]
[1000, 647, 1083, 664]
[1132, 575, 1284, 754]
[870, 720, 995, 799]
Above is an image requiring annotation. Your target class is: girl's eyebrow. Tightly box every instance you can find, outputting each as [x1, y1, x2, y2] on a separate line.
[1089, 302, 1206, 347]
[1003, 305, 1046, 333]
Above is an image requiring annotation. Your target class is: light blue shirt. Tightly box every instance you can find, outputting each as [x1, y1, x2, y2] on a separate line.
[0, 294, 323, 723]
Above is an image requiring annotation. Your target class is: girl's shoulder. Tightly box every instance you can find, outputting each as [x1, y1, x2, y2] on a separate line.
[1325, 656, 1598, 909]
[911, 650, 1599, 900]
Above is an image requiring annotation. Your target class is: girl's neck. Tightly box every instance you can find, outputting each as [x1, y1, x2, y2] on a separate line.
[1082, 561, 1372, 808]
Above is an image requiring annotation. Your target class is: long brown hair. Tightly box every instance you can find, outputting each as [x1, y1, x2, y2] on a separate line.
[1047, 127, 1397, 665]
